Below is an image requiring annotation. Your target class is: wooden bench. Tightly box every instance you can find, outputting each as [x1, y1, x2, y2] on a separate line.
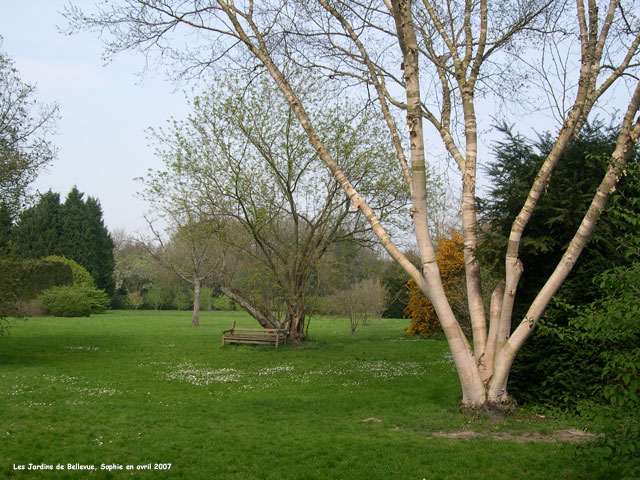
[221, 320, 288, 348]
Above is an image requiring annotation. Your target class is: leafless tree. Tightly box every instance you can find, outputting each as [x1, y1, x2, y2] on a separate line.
[329, 278, 387, 335]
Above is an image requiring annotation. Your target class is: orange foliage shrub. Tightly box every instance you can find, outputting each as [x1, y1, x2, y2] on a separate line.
[404, 231, 465, 337]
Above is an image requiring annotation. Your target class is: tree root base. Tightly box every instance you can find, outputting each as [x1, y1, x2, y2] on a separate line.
[459, 398, 518, 418]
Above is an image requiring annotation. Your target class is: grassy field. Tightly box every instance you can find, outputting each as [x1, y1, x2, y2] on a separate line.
[0, 311, 611, 479]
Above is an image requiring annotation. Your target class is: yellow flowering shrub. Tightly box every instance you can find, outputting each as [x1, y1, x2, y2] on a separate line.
[404, 232, 465, 337]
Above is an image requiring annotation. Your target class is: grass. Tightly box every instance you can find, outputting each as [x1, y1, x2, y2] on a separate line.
[0, 310, 612, 479]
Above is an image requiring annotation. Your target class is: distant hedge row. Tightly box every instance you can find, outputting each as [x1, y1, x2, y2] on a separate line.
[0, 259, 73, 305]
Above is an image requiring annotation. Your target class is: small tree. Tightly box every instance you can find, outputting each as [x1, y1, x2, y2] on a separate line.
[144, 284, 168, 310]
[171, 285, 191, 311]
[126, 291, 144, 310]
[329, 278, 387, 335]
[212, 294, 234, 311]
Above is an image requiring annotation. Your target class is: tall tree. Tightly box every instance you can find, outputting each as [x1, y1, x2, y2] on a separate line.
[11, 188, 115, 294]
[68, 0, 640, 408]
[0, 41, 58, 219]
[11, 190, 63, 258]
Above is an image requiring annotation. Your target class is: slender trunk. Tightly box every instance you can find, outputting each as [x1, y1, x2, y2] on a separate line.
[460, 92, 487, 361]
[479, 280, 505, 383]
[192, 278, 200, 327]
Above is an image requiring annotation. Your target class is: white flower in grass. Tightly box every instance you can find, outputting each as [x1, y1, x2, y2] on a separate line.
[165, 363, 241, 386]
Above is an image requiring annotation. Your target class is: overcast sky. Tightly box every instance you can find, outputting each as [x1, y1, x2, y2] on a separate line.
[1, 0, 190, 235]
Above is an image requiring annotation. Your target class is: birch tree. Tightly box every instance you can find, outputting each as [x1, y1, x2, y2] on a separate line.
[67, 0, 640, 409]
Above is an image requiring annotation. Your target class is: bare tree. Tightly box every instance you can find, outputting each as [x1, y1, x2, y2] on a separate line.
[67, 0, 640, 409]
[329, 278, 387, 335]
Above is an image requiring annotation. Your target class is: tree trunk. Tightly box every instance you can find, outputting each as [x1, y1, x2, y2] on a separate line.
[392, 0, 486, 407]
[192, 278, 200, 327]
[283, 302, 306, 342]
[219, 286, 279, 329]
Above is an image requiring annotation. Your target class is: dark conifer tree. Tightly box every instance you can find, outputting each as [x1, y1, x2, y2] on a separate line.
[479, 122, 639, 407]
[10, 187, 115, 295]
[11, 191, 64, 259]
[83, 195, 115, 294]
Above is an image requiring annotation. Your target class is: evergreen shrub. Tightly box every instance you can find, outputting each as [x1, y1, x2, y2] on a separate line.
[0, 258, 73, 303]
[42, 255, 95, 287]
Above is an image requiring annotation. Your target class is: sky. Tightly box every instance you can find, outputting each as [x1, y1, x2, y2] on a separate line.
[2, 2, 635, 240]
[0, 0, 190, 235]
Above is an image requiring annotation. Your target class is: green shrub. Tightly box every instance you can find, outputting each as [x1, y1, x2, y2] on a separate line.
[37, 283, 109, 317]
[0, 258, 73, 303]
[38, 286, 92, 317]
[41, 255, 95, 287]
[212, 294, 233, 311]
[80, 285, 110, 314]
[569, 262, 640, 478]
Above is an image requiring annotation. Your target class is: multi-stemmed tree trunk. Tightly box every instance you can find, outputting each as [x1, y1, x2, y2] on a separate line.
[69, 0, 640, 408]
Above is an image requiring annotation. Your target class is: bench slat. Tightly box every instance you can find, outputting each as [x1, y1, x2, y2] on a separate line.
[221, 322, 288, 348]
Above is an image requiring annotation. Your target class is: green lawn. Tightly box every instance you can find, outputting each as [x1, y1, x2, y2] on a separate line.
[0, 311, 609, 479]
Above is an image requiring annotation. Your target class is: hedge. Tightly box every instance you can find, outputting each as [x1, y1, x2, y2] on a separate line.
[0, 259, 73, 305]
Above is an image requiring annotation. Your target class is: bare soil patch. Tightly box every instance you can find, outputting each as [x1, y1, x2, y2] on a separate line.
[429, 428, 600, 443]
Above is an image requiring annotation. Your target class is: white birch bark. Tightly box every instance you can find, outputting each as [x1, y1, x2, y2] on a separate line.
[488, 78, 640, 402]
